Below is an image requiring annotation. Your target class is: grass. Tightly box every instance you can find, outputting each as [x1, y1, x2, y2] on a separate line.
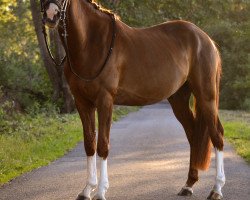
[220, 110, 250, 164]
[0, 106, 139, 186]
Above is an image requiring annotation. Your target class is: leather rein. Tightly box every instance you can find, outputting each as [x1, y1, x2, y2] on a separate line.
[40, 0, 116, 82]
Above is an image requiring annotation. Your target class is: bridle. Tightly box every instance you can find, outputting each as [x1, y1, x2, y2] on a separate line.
[41, 0, 67, 66]
[40, 0, 117, 82]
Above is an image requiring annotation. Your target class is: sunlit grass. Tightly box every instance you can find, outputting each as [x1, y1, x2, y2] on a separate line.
[220, 110, 250, 164]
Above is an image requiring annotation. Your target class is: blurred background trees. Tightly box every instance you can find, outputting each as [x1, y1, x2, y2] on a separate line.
[0, 0, 249, 113]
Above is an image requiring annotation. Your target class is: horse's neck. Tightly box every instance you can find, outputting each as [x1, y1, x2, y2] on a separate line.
[65, 0, 112, 74]
[68, 0, 110, 47]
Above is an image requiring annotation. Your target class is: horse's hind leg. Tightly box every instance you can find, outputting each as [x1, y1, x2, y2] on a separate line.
[196, 97, 225, 200]
[168, 82, 198, 196]
[190, 55, 225, 199]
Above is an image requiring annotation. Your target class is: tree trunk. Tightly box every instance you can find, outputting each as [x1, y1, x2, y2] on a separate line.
[50, 29, 75, 113]
[29, 0, 74, 113]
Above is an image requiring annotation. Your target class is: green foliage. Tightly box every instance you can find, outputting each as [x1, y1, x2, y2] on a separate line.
[0, 0, 17, 23]
[203, 2, 250, 110]
[0, 1, 52, 110]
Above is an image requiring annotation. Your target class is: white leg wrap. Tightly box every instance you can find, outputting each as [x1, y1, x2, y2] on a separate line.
[80, 154, 97, 198]
[182, 184, 194, 194]
[213, 149, 226, 197]
[95, 158, 109, 200]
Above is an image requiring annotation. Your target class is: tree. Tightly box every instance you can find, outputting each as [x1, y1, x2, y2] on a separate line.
[0, 0, 50, 109]
[29, 0, 74, 113]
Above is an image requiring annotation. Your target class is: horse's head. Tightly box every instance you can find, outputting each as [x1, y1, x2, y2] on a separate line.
[41, 0, 65, 28]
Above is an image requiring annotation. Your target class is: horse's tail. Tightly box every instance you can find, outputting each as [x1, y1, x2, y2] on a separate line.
[216, 59, 224, 137]
[191, 97, 212, 171]
[191, 49, 222, 171]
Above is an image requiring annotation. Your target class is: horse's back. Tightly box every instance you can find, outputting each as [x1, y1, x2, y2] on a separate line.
[114, 20, 215, 106]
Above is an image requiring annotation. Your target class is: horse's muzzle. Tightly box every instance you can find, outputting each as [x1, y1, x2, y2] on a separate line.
[43, 13, 60, 28]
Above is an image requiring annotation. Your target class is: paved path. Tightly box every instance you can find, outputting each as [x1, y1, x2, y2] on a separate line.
[0, 103, 249, 200]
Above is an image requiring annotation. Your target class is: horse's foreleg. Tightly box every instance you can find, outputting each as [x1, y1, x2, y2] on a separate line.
[95, 158, 109, 200]
[75, 101, 97, 200]
[93, 94, 113, 200]
[207, 149, 225, 200]
[83, 154, 97, 198]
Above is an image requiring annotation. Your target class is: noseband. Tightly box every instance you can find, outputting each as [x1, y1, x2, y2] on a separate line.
[40, 0, 117, 82]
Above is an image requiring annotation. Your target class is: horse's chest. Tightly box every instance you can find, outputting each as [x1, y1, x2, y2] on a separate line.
[68, 78, 99, 101]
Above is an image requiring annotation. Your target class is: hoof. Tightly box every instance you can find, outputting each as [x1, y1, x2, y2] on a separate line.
[76, 195, 91, 200]
[207, 191, 223, 200]
[178, 187, 193, 196]
[93, 194, 106, 200]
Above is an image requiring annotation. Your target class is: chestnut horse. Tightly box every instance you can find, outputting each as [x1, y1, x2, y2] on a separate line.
[41, 0, 225, 199]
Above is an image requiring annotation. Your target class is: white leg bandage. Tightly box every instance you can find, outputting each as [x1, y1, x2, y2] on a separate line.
[95, 158, 109, 200]
[182, 184, 194, 194]
[213, 149, 226, 197]
[80, 154, 97, 198]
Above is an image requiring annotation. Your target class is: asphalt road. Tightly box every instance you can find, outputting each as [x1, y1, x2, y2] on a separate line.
[0, 103, 249, 200]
